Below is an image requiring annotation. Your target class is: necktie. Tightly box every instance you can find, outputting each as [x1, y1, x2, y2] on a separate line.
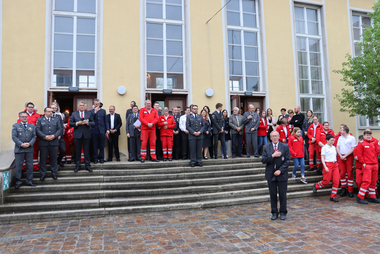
[81, 112, 84, 118]
[24, 124, 27, 129]
[274, 144, 277, 152]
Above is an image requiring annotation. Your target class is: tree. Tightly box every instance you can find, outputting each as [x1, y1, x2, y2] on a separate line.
[334, 2, 380, 118]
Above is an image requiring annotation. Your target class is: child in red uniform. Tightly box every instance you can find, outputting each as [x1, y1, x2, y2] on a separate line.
[158, 107, 176, 161]
[276, 118, 290, 144]
[288, 127, 307, 183]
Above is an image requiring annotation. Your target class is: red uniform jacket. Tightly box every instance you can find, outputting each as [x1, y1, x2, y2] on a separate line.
[139, 107, 159, 130]
[17, 109, 40, 126]
[356, 139, 380, 165]
[64, 117, 74, 144]
[354, 145, 362, 170]
[316, 129, 335, 152]
[307, 123, 323, 144]
[158, 114, 176, 136]
[276, 125, 290, 144]
[288, 134, 304, 158]
[257, 117, 268, 136]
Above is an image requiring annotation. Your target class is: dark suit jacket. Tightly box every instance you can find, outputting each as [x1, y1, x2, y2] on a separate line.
[36, 117, 62, 147]
[69, 111, 95, 139]
[106, 113, 122, 136]
[186, 114, 205, 140]
[12, 123, 36, 153]
[90, 108, 107, 135]
[126, 113, 141, 137]
[261, 142, 290, 182]
[126, 108, 133, 133]
[211, 110, 224, 134]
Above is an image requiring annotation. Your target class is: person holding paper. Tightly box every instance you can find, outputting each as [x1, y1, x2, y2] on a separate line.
[126, 105, 141, 161]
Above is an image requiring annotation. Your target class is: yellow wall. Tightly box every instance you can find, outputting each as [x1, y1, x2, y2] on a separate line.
[1, 0, 46, 151]
[349, 0, 374, 11]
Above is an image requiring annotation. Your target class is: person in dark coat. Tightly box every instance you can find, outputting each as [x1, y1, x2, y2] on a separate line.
[201, 109, 212, 159]
[222, 109, 230, 158]
[106, 105, 122, 161]
[126, 105, 141, 161]
[90, 99, 107, 164]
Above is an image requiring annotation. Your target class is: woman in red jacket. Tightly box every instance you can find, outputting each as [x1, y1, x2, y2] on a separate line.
[257, 110, 268, 153]
[158, 107, 176, 161]
[276, 118, 290, 144]
[288, 127, 307, 183]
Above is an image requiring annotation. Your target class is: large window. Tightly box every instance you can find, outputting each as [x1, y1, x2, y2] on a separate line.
[52, 0, 97, 88]
[295, 6, 325, 121]
[227, 0, 260, 92]
[145, 0, 185, 90]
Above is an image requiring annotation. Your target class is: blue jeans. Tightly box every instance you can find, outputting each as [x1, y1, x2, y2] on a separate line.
[231, 133, 243, 156]
[258, 136, 267, 151]
[223, 140, 229, 156]
[292, 157, 305, 175]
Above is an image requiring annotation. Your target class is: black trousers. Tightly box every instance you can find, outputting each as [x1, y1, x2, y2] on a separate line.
[14, 152, 33, 185]
[127, 137, 131, 159]
[213, 133, 226, 158]
[74, 137, 91, 167]
[92, 134, 105, 161]
[267, 179, 288, 214]
[173, 133, 181, 159]
[189, 138, 203, 165]
[108, 133, 120, 160]
[156, 129, 163, 159]
[40, 145, 59, 177]
[57, 138, 66, 163]
[130, 136, 141, 160]
[181, 132, 188, 159]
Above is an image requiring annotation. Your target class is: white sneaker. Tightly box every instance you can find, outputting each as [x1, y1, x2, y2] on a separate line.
[291, 174, 297, 179]
[301, 178, 307, 184]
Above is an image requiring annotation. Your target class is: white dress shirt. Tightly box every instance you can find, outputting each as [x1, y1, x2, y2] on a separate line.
[337, 135, 356, 154]
[110, 114, 115, 129]
[321, 144, 337, 162]
[179, 114, 188, 131]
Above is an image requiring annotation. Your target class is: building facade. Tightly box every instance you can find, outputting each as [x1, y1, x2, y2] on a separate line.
[0, 0, 377, 152]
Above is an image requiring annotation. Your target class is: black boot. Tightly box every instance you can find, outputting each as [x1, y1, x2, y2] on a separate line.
[367, 198, 380, 203]
[330, 198, 339, 202]
[340, 188, 347, 197]
[356, 196, 368, 204]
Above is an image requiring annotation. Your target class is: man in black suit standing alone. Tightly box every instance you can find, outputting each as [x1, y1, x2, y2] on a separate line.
[106, 105, 122, 161]
[262, 131, 290, 221]
[90, 99, 107, 164]
[69, 101, 95, 172]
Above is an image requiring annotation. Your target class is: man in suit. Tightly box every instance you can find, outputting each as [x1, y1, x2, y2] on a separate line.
[154, 102, 163, 160]
[262, 131, 290, 220]
[12, 111, 37, 188]
[186, 105, 205, 167]
[126, 105, 141, 161]
[172, 106, 181, 160]
[211, 103, 226, 159]
[229, 107, 245, 158]
[106, 105, 122, 161]
[69, 101, 95, 172]
[36, 107, 62, 180]
[126, 100, 136, 159]
[90, 99, 107, 164]
[243, 104, 260, 157]
[51, 103, 66, 167]
[179, 107, 190, 160]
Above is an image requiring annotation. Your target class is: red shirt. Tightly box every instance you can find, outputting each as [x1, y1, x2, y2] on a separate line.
[276, 125, 290, 144]
[139, 107, 159, 130]
[288, 134, 304, 158]
[158, 114, 176, 136]
[257, 117, 268, 136]
[307, 123, 323, 144]
[356, 139, 380, 165]
[17, 109, 40, 126]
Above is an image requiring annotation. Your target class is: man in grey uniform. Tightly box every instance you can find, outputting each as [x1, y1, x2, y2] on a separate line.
[12, 111, 37, 189]
[243, 104, 260, 157]
[186, 105, 205, 167]
[36, 107, 62, 180]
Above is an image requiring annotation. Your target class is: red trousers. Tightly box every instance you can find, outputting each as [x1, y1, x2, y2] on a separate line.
[357, 164, 378, 199]
[338, 154, 354, 192]
[141, 129, 157, 160]
[161, 136, 173, 159]
[315, 162, 340, 198]
[308, 142, 321, 168]
[22, 139, 39, 171]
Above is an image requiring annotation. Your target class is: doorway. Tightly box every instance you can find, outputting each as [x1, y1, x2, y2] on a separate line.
[48, 91, 97, 115]
[149, 93, 187, 113]
[230, 95, 264, 115]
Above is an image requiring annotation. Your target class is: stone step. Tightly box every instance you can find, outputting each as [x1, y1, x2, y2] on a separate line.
[0, 189, 332, 224]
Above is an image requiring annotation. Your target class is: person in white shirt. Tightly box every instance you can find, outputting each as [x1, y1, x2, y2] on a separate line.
[313, 134, 340, 202]
[336, 126, 356, 197]
[179, 107, 190, 160]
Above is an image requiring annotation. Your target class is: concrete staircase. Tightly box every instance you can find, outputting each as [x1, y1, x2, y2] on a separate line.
[0, 158, 329, 224]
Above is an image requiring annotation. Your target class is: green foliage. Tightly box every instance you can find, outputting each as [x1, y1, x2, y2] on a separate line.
[334, 2, 380, 118]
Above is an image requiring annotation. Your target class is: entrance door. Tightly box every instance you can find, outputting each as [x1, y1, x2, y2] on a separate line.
[230, 95, 264, 114]
[150, 94, 187, 113]
[48, 91, 97, 115]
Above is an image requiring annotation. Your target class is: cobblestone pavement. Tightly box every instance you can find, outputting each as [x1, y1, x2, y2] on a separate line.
[1, 196, 380, 254]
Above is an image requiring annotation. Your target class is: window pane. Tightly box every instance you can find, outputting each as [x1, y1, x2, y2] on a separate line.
[242, 0, 255, 13]
[312, 98, 324, 112]
[354, 43, 361, 56]
[245, 62, 258, 76]
[228, 45, 242, 60]
[306, 9, 317, 22]
[166, 5, 182, 20]
[167, 73, 184, 89]
[295, 7, 304, 20]
[362, 17, 371, 27]
[309, 39, 320, 52]
[54, 52, 73, 68]
[146, 3, 163, 18]
[245, 47, 258, 61]
[300, 97, 310, 111]
[147, 0, 162, 3]
[77, 18, 96, 34]
[54, 70, 73, 87]
[166, 25, 182, 40]
[229, 60, 242, 75]
[246, 77, 259, 91]
[227, 0, 239, 11]
[55, 0, 74, 11]
[76, 52, 95, 69]
[307, 22, 318, 35]
[228, 30, 241, 45]
[296, 20, 305, 34]
[298, 52, 307, 65]
[77, 35, 95, 51]
[352, 15, 360, 27]
[297, 37, 306, 51]
[77, 0, 96, 13]
[167, 57, 183, 72]
[147, 56, 163, 72]
[55, 16, 74, 33]
[227, 11, 240, 26]
[78, 75, 88, 87]
[54, 34, 73, 51]
[244, 31, 257, 46]
[309, 53, 320, 66]
[299, 80, 309, 94]
[353, 28, 361, 41]
[147, 39, 163, 55]
[311, 81, 323, 94]
[167, 41, 183, 56]
[243, 13, 256, 27]
[359, 115, 367, 127]
[298, 66, 308, 79]
[88, 75, 96, 88]
[167, 0, 181, 4]
[147, 23, 163, 39]
[311, 67, 321, 80]
[229, 76, 243, 91]
[147, 72, 164, 88]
